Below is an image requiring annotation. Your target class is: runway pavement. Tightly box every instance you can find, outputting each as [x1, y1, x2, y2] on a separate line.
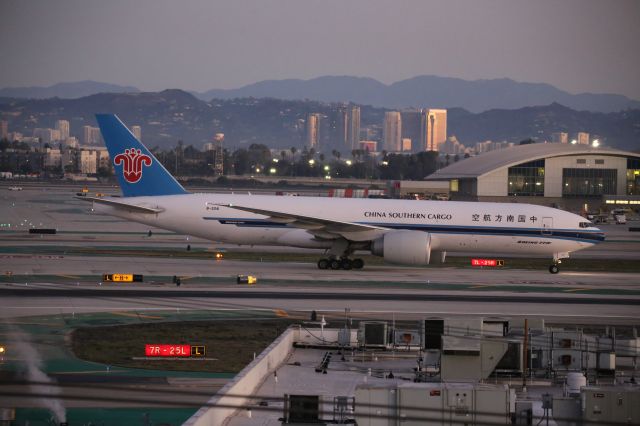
[2, 184, 640, 325]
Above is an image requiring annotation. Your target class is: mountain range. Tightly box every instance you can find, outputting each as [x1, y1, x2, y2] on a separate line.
[1, 90, 638, 152]
[0, 81, 139, 100]
[1, 76, 639, 113]
[198, 75, 640, 114]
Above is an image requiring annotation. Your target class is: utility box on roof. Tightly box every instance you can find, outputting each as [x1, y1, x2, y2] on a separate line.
[354, 384, 396, 426]
[359, 322, 389, 348]
[355, 382, 513, 426]
[582, 386, 640, 424]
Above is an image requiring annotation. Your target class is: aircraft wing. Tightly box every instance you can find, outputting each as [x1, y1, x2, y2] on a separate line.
[76, 196, 164, 214]
[218, 203, 388, 241]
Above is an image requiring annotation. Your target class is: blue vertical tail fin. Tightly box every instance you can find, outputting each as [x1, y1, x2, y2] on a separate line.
[96, 114, 187, 197]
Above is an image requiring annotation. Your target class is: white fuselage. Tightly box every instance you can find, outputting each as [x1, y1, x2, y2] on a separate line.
[92, 193, 604, 258]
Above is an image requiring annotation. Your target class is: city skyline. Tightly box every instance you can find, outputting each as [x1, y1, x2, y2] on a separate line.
[1, 0, 639, 99]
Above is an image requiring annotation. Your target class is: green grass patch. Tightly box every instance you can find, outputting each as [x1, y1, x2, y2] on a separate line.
[15, 407, 196, 426]
[71, 319, 298, 373]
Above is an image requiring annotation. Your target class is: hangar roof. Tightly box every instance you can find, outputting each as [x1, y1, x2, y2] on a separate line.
[427, 143, 640, 180]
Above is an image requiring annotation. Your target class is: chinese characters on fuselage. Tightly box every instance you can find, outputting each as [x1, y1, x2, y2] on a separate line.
[472, 213, 538, 223]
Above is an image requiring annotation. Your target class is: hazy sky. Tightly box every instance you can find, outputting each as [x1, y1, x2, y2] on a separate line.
[2, 0, 639, 98]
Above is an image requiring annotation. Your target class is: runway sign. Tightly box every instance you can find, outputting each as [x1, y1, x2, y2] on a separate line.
[145, 344, 206, 357]
[103, 274, 144, 282]
[471, 258, 504, 267]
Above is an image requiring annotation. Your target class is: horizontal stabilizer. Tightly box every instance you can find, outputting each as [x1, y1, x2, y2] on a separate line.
[77, 196, 164, 214]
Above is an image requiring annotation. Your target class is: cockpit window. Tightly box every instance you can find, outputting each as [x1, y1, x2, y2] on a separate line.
[579, 222, 593, 228]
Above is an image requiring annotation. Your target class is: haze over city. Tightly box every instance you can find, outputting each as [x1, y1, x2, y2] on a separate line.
[1, 0, 640, 99]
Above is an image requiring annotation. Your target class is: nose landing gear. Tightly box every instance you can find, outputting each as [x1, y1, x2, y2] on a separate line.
[549, 252, 569, 274]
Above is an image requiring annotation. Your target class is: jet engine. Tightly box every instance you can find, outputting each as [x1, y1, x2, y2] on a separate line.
[371, 230, 432, 265]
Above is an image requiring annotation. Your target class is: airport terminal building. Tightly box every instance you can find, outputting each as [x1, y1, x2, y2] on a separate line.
[427, 143, 640, 206]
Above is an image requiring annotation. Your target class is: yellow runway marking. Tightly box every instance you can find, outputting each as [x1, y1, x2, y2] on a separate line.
[57, 274, 82, 279]
[563, 288, 592, 293]
[274, 309, 289, 317]
[110, 311, 164, 320]
[469, 285, 493, 289]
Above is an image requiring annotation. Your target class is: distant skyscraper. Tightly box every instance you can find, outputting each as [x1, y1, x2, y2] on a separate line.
[551, 132, 568, 144]
[306, 113, 320, 149]
[400, 111, 421, 152]
[83, 126, 92, 145]
[383, 111, 402, 152]
[0, 120, 8, 140]
[83, 125, 102, 145]
[347, 105, 360, 150]
[33, 128, 61, 143]
[131, 125, 142, 141]
[334, 106, 351, 150]
[401, 138, 412, 152]
[576, 132, 590, 145]
[56, 120, 70, 139]
[78, 149, 97, 174]
[441, 136, 466, 155]
[212, 133, 224, 176]
[421, 109, 447, 151]
[334, 106, 348, 149]
[131, 126, 142, 142]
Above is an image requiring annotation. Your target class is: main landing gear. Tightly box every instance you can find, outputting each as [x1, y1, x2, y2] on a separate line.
[318, 238, 366, 270]
[549, 264, 560, 274]
[317, 257, 365, 270]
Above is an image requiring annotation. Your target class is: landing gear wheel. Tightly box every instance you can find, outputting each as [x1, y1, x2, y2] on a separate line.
[329, 259, 341, 270]
[317, 258, 329, 270]
[352, 258, 364, 269]
[549, 264, 560, 274]
[341, 258, 353, 270]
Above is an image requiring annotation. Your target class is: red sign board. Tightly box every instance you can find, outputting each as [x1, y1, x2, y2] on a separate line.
[145, 344, 191, 357]
[471, 258, 502, 267]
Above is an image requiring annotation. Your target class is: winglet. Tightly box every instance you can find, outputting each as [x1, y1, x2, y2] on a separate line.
[96, 114, 187, 197]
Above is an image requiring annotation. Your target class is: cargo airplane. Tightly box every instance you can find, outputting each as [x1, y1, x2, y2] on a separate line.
[81, 114, 605, 274]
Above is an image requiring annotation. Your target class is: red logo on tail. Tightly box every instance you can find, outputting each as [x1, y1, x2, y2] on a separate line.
[114, 148, 152, 183]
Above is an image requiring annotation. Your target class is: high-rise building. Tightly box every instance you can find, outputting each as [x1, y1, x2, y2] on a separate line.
[400, 111, 421, 152]
[131, 125, 142, 141]
[440, 136, 466, 155]
[576, 132, 590, 145]
[335, 106, 348, 149]
[0, 120, 8, 140]
[78, 150, 97, 174]
[421, 109, 447, 151]
[95, 148, 110, 171]
[56, 120, 70, 139]
[212, 133, 224, 176]
[551, 132, 568, 144]
[83, 126, 102, 145]
[63, 137, 79, 148]
[83, 126, 91, 145]
[347, 105, 360, 150]
[383, 111, 402, 152]
[306, 113, 320, 149]
[33, 128, 61, 144]
[44, 148, 62, 168]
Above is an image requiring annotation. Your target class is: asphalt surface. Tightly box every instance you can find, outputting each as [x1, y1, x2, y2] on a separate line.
[1, 184, 640, 325]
